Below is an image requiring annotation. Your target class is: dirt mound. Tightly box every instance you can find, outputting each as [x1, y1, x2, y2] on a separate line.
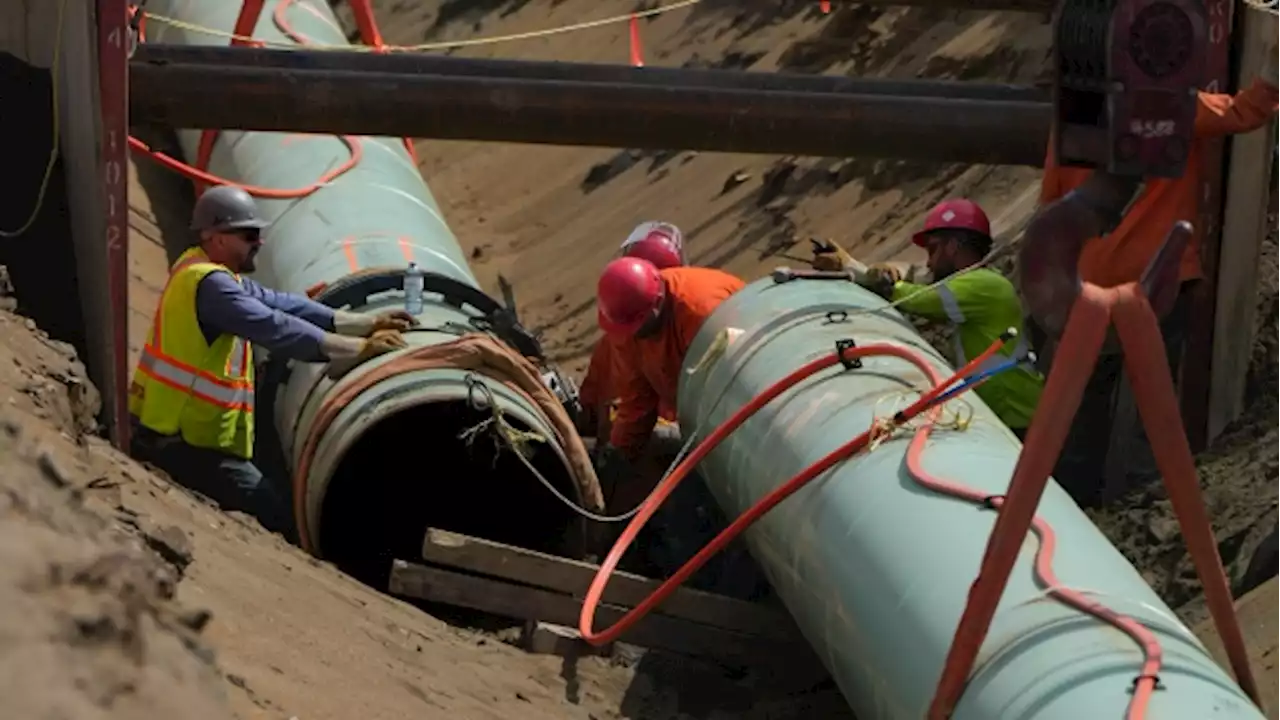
[0, 325, 230, 719]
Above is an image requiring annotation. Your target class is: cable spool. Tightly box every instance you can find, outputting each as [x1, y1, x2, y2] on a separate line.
[1052, 0, 1208, 177]
[1056, 0, 1112, 93]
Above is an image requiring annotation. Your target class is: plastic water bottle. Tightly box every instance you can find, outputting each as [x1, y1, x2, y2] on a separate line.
[404, 262, 424, 316]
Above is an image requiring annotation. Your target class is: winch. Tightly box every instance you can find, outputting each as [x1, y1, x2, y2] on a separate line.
[1053, 0, 1209, 177]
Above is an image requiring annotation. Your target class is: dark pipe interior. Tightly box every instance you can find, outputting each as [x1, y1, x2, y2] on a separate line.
[319, 400, 581, 590]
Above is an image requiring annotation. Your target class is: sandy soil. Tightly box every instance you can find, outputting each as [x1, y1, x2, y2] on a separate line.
[4, 2, 1276, 719]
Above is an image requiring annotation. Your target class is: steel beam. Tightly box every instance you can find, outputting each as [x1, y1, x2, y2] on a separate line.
[131, 45, 1050, 103]
[129, 47, 1051, 166]
[824, 0, 1053, 9]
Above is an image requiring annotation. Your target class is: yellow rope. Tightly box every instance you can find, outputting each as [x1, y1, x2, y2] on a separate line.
[144, 0, 702, 53]
[866, 390, 975, 452]
[1, 0, 67, 238]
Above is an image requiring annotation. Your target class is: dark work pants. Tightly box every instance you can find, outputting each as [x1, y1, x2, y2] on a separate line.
[130, 423, 291, 537]
[1029, 283, 1192, 507]
[646, 472, 772, 601]
[597, 432, 771, 602]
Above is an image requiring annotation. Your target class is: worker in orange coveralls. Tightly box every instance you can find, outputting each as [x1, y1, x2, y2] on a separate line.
[596, 258, 744, 461]
[1037, 54, 1278, 506]
[593, 256, 767, 600]
[576, 222, 685, 443]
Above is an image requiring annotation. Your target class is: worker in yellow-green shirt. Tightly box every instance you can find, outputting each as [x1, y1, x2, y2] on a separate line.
[812, 199, 1043, 439]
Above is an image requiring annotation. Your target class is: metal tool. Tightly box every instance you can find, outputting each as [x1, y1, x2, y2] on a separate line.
[771, 266, 856, 284]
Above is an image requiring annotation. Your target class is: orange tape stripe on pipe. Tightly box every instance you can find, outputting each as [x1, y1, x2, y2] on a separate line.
[337, 234, 412, 272]
[342, 237, 360, 272]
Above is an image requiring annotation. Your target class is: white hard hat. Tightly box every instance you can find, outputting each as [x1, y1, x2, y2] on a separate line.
[622, 221, 684, 253]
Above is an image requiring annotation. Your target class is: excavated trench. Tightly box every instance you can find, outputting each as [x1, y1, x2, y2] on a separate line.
[0, 53, 88, 360]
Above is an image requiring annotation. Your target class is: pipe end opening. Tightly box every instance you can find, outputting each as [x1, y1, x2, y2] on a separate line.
[318, 400, 581, 590]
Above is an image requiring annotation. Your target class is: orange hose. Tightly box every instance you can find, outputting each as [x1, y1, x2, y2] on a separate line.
[907, 428, 1161, 717]
[128, 135, 363, 199]
[578, 339, 1003, 645]
[579, 337, 1163, 719]
[125, 1, 365, 199]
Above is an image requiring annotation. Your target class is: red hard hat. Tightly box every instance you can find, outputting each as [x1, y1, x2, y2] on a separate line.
[624, 232, 684, 270]
[597, 257, 665, 337]
[622, 222, 685, 270]
[912, 199, 992, 247]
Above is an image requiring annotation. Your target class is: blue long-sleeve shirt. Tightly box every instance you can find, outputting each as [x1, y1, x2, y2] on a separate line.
[195, 271, 335, 362]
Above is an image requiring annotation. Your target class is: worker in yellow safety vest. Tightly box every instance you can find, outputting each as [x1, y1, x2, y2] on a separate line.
[812, 199, 1044, 440]
[128, 186, 417, 535]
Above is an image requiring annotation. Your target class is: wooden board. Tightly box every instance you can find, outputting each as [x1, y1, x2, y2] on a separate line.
[1207, 5, 1279, 443]
[387, 560, 803, 665]
[420, 527, 800, 643]
[1193, 578, 1279, 719]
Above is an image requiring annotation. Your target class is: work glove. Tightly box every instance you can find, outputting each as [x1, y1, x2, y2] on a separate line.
[320, 329, 408, 362]
[809, 237, 859, 273]
[359, 329, 409, 360]
[864, 263, 903, 286]
[333, 309, 419, 338]
[854, 263, 902, 300]
[649, 420, 683, 456]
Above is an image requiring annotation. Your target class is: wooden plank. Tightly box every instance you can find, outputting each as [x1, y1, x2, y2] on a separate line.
[520, 621, 612, 658]
[421, 527, 799, 643]
[1179, 0, 1239, 451]
[1192, 577, 1279, 718]
[1207, 5, 1279, 443]
[387, 560, 800, 664]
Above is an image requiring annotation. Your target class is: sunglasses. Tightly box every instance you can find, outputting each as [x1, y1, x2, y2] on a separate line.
[231, 228, 262, 244]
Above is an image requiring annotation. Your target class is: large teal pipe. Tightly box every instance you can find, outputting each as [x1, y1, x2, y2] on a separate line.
[678, 277, 1261, 719]
[145, 1, 587, 566]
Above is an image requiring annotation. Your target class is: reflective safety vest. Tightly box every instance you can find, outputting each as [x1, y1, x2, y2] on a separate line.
[128, 247, 255, 458]
[890, 269, 1044, 430]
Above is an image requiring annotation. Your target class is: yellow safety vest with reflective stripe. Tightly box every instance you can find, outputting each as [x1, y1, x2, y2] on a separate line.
[890, 268, 1044, 430]
[128, 247, 255, 458]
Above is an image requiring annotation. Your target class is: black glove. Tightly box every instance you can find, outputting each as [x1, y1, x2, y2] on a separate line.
[575, 405, 600, 439]
[594, 443, 637, 504]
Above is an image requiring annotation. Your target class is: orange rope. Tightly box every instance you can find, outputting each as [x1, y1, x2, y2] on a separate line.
[127, 134, 363, 199]
[125, 0, 374, 199]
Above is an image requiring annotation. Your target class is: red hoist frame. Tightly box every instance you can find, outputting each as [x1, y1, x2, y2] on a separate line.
[190, 0, 416, 197]
[927, 221, 1262, 718]
[97, 0, 131, 452]
[927, 1, 1259, 712]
